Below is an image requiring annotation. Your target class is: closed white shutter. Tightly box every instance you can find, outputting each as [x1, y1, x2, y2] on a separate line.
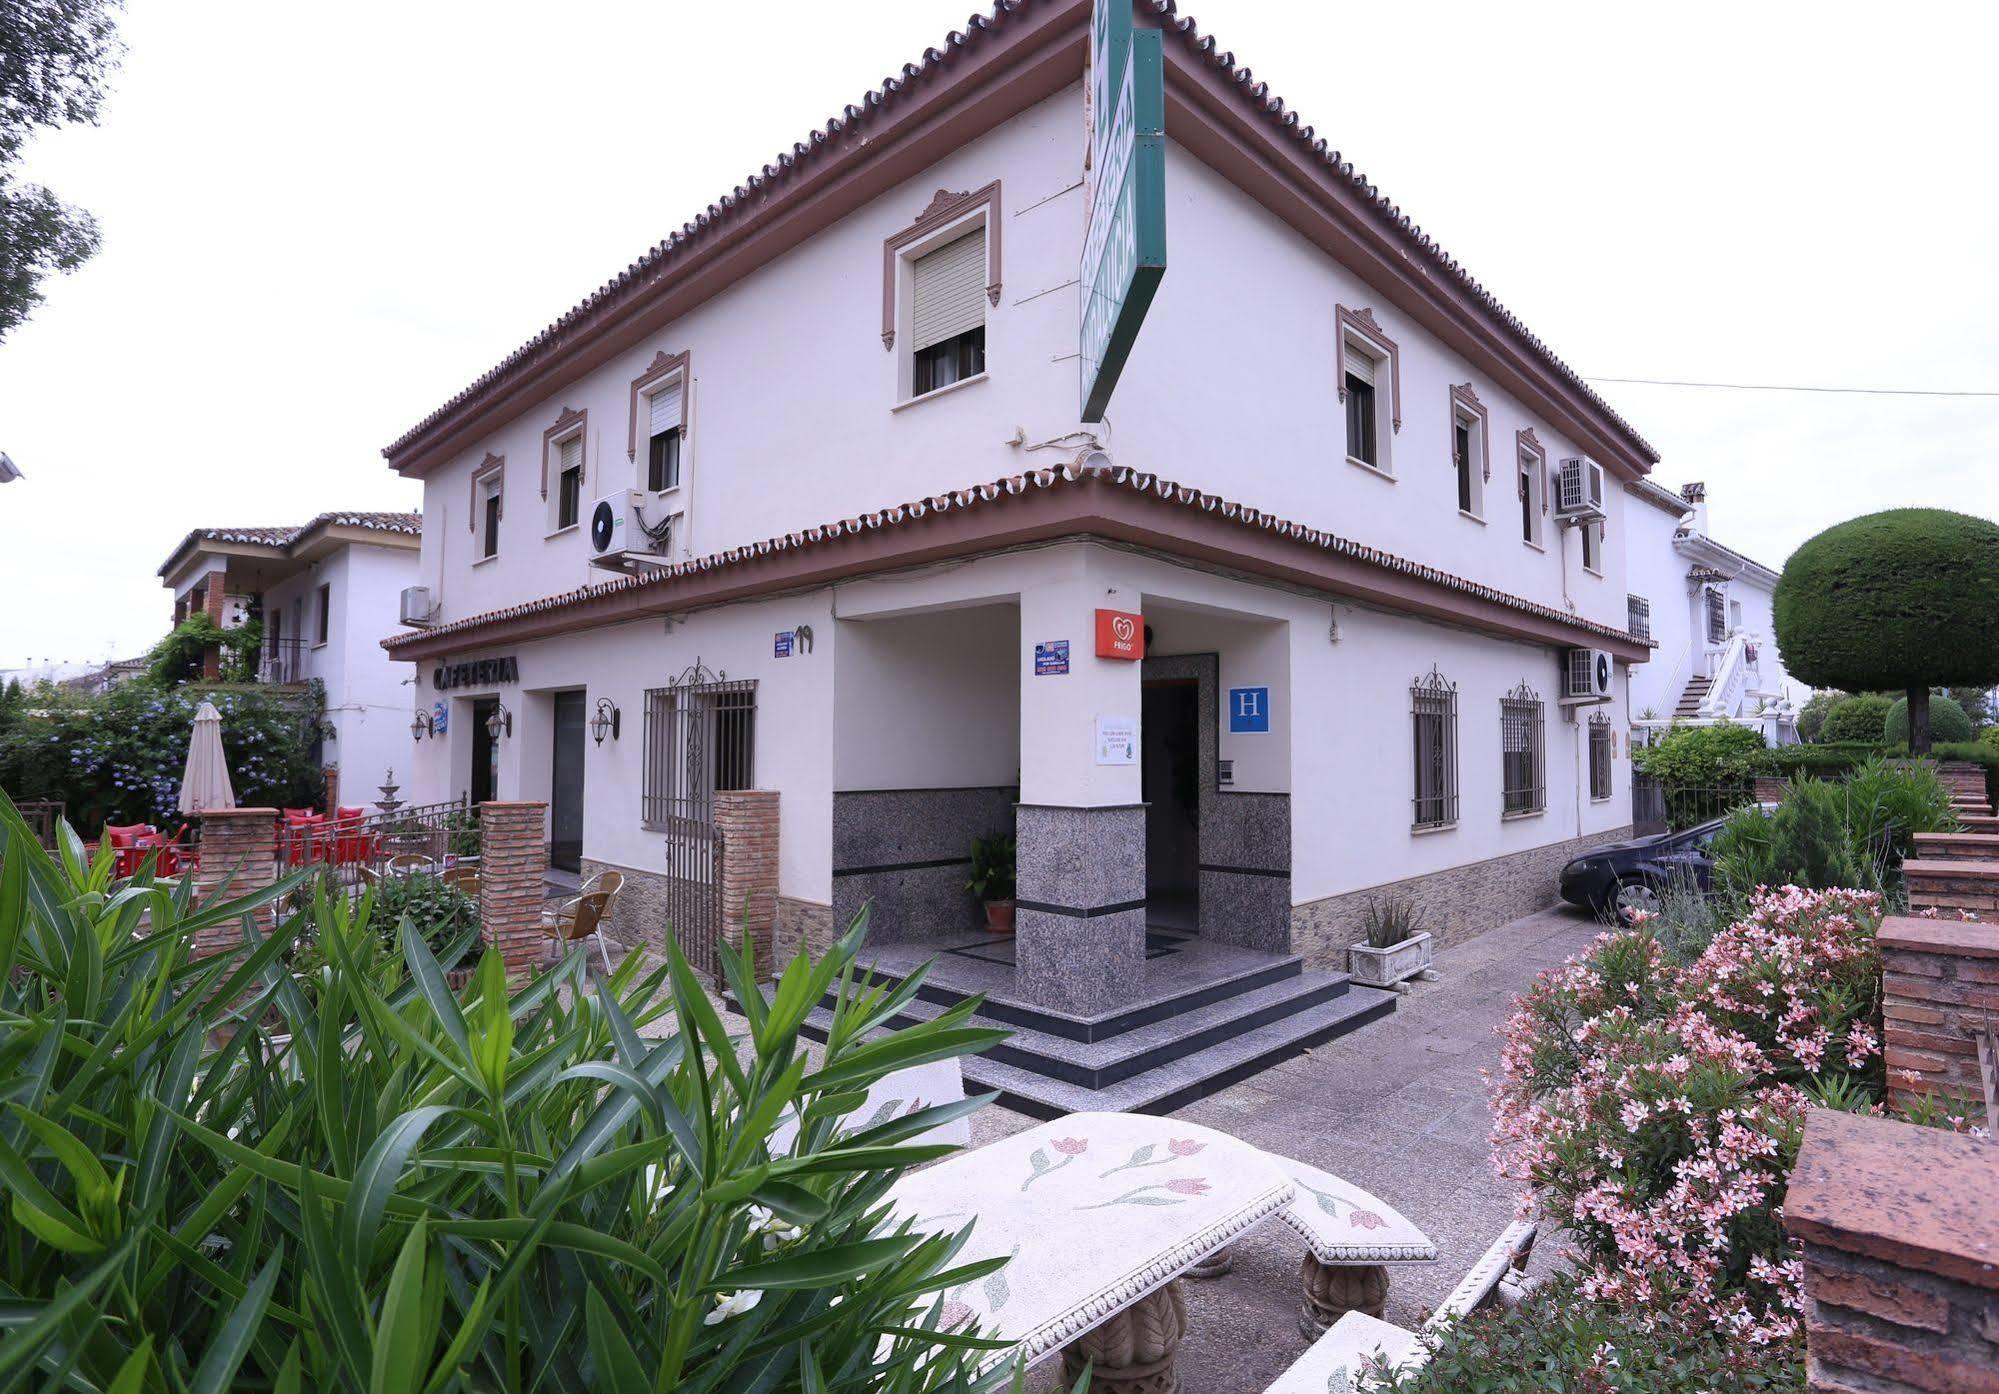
[1344, 341, 1375, 386]
[648, 383, 682, 436]
[559, 435, 582, 474]
[910, 227, 986, 351]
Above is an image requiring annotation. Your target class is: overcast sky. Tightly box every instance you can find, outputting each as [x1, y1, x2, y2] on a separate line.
[2, 0, 1995, 673]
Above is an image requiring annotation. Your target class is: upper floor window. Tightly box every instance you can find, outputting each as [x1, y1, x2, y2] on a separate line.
[1706, 585, 1727, 642]
[470, 453, 504, 561]
[1500, 682, 1546, 817]
[1516, 429, 1546, 547]
[647, 385, 683, 493]
[1450, 384, 1489, 520]
[1627, 593, 1652, 642]
[555, 436, 583, 530]
[1337, 305, 1399, 475]
[910, 227, 987, 397]
[627, 350, 691, 499]
[541, 409, 586, 535]
[1580, 518, 1603, 575]
[1411, 667, 1459, 831]
[314, 583, 331, 646]
[884, 184, 1001, 406]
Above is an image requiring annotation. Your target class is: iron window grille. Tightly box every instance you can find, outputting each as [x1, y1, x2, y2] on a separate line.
[1411, 667, 1459, 829]
[1705, 586, 1727, 643]
[1589, 713, 1614, 803]
[1500, 681, 1546, 816]
[641, 671, 758, 830]
[1627, 593, 1652, 642]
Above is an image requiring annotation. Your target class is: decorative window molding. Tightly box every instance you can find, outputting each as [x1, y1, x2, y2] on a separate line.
[628, 349, 692, 459]
[1411, 666, 1459, 830]
[1500, 680, 1546, 817]
[1335, 305, 1401, 432]
[881, 183, 1001, 351]
[467, 453, 504, 533]
[540, 408, 586, 500]
[1517, 427, 1547, 515]
[1450, 383, 1492, 482]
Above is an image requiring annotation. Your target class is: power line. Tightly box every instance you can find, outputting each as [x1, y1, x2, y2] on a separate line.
[1584, 375, 1999, 399]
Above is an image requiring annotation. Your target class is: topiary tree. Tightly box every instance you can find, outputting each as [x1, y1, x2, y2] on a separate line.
[1818, 693, 1893, 745]
[1773, 509, 1999, 754]
[1884, 693, 1972, 747]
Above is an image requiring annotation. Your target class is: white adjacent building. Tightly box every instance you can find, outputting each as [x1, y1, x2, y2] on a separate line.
[1625, 479, 1802, 745]
[381, 0, 1663, 1105]
[158, 513, 421, 806]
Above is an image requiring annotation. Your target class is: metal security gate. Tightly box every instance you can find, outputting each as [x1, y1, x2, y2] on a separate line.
[642, 662, 756, 981]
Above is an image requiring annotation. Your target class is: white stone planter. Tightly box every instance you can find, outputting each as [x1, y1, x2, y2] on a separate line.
[1348, 931, 1434, 989]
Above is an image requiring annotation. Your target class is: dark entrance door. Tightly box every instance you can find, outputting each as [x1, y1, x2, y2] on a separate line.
[551, 691, 587, 873]
[1141, 678, 1200, 932]
[469, 697, 499, 807]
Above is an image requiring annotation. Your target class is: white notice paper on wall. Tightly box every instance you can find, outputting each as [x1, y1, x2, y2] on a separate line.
[1095, 714, 1137, 765]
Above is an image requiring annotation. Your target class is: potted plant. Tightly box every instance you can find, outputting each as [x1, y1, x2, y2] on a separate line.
[967, 832, 1017, 934]
[1347, 895, 1434, 989]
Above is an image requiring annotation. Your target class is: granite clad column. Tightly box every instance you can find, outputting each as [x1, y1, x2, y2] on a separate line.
[1014, 568, 1148, 1016]
[192, 808, 278, 964]
[478, 801, 548, 976]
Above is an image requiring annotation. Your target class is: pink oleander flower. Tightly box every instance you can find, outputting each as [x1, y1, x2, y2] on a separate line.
[1051, 1137, 1089, 1155]
[1165, 1177, 1210, 1196]
[1167, 1137, 1205, 1156]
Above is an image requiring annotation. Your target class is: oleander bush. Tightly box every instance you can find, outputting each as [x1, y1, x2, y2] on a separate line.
[1816, 693, 1893, 745]
[1384, 1272, 1803, 1393]
[1883, 693, 1972, 747]
[0, 791, 1018, 1393]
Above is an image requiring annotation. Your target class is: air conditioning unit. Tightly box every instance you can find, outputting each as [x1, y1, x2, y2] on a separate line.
[1561, 647, 1614, 704]
[1555, 456, 1606, 520]
[589, 490, 675, 570]
[398, 585, 436, 627]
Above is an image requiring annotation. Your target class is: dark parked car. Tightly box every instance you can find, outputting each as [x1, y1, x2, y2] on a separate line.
[1559, 819, 1724, 923]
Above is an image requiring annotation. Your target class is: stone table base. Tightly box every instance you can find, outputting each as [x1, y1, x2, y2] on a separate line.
[1299, 1256, 1388, 1339]
[1185, 1245, 1233, 1279]
[1063, 1279, 1188, 1394]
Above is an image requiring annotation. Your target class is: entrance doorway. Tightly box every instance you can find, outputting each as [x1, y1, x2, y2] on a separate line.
[550, 691, 587, 873]
[1141, 678, 1200, 932]
[469, 696, 499, 807]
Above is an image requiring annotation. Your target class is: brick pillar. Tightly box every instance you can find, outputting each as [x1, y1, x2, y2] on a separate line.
[202, 583, 225, 681]
[1879, 914, 1999, 1116]
[1903, 859, 1999, 917]
[323, 764, 340, 812]
[192, 808, 278, 963]
[1783, 1109, 1999, 1393]
[714, 790, 780, 969]
[478, 802, 547, 976]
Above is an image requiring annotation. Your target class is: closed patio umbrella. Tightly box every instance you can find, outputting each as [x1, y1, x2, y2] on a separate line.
[177, 699, 236, 814]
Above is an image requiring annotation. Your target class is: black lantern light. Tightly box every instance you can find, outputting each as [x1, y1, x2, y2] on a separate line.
[485, 702, 512, 740]
[410, 709, 433, 740]
[590, 698, 621, 746]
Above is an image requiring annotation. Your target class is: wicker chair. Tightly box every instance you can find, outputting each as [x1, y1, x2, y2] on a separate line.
[543, 890, 616, 972]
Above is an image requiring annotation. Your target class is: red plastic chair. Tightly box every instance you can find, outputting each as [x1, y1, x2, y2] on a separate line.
[286, 814, 329, 866]
[332, 806, 374, 866]
[104, 823, 155, 879]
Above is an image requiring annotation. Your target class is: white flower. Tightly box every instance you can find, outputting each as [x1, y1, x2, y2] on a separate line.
[704, 1289, 764, 1326]
[746, 1203, 803, 1249]
[642, 1164, 673, 1204]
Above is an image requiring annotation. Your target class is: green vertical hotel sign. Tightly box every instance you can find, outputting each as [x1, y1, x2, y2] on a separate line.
[1079, 0, 1166, 423]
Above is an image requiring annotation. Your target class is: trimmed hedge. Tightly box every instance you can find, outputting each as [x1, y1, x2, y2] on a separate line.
[1773, 508, 1999, 693]
[1819, 693, 1893, 744]
[1885, 694, 1972, 746]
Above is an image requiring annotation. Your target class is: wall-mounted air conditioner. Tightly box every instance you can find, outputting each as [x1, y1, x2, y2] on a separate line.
[399, 585, 436, 627]
[589, 490, 676, 571]
[1555, 457, 1606, 521]
[1561, 647, 1614, 704]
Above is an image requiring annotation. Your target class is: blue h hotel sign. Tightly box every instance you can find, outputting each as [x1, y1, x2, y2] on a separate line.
[1079, 0, 1166, 422]
[1228, 687, 1270, 734]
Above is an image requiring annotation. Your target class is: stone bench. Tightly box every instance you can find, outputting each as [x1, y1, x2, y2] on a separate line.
[1261, 1220, 1538, 1393]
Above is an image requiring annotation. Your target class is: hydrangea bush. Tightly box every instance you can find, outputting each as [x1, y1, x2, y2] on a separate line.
[1490, 887, 1888, 1348]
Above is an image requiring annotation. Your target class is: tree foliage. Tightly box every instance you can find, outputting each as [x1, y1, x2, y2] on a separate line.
[0, 0, 123, 340]
[1774, 509, 1999, 693]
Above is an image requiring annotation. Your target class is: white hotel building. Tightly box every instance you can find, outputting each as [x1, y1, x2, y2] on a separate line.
[386, 0, 1658, 1109]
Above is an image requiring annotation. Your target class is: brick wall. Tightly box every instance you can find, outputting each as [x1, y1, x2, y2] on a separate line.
[1754, 775, 1791, 804]
[202, 583, 225, 681]
[714, 790, 779, 970]
[1783, 1108, 1999, 1393]
[1938, 761, 1992, 816]
[1962, 815, 1999, 836]
[478, 801, 547, 976]
[1912, 832, 1999, 864]
[1879, 914, 1999, 1116]
[322, 764, 340, 813]
[1903, 860, 1999, 918]
[192, 808, 278, 963]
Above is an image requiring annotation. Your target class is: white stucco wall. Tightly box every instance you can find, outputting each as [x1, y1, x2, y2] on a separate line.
[833, 605, 1021, 792]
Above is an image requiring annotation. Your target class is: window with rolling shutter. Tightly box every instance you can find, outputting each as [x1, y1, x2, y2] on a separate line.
[910, 227, 987, 396]
[647, 383, 683, 492]
[555, 435, 583, 529]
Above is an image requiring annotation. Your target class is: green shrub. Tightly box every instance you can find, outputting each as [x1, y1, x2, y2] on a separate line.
[1384, 1273, 1803, 1393]
[371, 870, 478, 958]
[146, 613, 265, 685]
[1632, 721, 1764, 829]
[1885, 693, 1971, 746]
[1795, 690, 1841, 743]
[1818, 693, 1893, 744]
[1709, 759, 1957, 906]
[0, 792, 1015, 1392]
[1752, 743, 1879, 779]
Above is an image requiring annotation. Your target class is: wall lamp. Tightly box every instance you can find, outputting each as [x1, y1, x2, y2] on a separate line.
[485, 702, 513, 740]
[590, 697, 622, 745]
[411, 709, 434, 740]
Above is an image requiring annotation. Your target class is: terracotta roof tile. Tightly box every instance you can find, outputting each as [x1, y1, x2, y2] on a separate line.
[381, 465, 1651, 653]
[382, 0, 1657, 466]
[159, 512, 422, 577]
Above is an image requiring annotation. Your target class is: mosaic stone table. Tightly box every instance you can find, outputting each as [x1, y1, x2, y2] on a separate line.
[885, 1111, 1292, 1394]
